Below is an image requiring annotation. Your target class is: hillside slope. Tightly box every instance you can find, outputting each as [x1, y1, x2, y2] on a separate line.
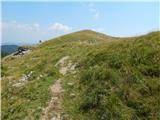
[1, 30, 160, 120]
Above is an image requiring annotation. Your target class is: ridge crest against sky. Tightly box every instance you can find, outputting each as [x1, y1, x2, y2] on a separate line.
[2, 1, 159, 44]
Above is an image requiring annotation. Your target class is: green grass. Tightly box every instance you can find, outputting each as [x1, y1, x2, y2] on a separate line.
[62, 31, 160, 120]
[1, 30, 160, 120]
[2, 75, 60, 119]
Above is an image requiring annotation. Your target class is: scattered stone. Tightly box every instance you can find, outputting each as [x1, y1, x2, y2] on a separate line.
[70, 64, 76, 71]
[12, 71, 33, 87]
[28, 71, 33, 77]
[13, 47, 31, 56]
[19, 74, 28, 82]
[19, 71, 33, 82]
[67, 82, 74, 86]
[12, 82, 24, 87]
[70, 93, 76, 98]
[37, 74, 43, 80]
[52, 97, 58, 100]
[31, 57, 37, 60]
[51, 116, 57, 120]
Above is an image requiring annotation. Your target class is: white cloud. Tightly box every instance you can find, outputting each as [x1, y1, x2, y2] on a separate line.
[48, 22, 71, 32]
[2, 21, 40, 31]
[2, 21, 73, 44]
[2, 21, 72, 34]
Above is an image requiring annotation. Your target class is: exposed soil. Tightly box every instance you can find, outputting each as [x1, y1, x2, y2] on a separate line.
[40, 56, 76, 120]
[40, 79, 63, 120]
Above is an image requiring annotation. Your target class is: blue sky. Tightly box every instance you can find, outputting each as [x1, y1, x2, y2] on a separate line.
[2, 1, 159, 44]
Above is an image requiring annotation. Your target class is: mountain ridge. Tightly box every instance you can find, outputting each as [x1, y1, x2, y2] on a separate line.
[2, 30, 160, 120]
[1, 45, 18, 58]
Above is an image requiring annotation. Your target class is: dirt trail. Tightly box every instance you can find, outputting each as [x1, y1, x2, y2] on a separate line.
[55, 56, 76, 75]
[50, 79, 62, 94]
[40, 79, 63, 120]
[40, 56, 76, 120]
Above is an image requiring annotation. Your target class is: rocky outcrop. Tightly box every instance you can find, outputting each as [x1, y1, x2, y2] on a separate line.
[13, 47, 31, 56]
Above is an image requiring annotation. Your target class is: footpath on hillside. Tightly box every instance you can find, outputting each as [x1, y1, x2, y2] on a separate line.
[40, 56, 76, 120]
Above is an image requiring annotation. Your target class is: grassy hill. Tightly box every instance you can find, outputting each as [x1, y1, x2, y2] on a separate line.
[1, 30, 160, 120]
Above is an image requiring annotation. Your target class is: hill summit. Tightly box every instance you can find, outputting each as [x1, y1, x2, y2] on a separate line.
[2, 30, 160, 120]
